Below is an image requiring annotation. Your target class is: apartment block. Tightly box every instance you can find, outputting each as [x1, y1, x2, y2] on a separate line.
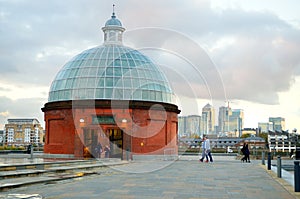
[4, 118, 44, 146]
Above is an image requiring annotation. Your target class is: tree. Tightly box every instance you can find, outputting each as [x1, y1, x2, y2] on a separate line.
[190, 133, 200, 139]
[258, 132, 268, 143]
[241, 133, 251, 138]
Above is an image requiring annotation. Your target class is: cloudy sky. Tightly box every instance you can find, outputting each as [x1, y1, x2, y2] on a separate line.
[0, 0, 300, 131]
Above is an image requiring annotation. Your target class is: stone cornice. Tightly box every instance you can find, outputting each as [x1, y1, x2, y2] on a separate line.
[42, 100, 181, 114]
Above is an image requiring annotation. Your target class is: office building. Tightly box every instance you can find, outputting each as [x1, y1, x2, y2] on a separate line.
[269, 117, 285, 131]
[218, 106, 244, 136]
[186, 115, 201, 138]
[201, 103, 215, 135]
[258, 122, 272, 133]
[178, 116, 186, 137]
[218, 106, 231, 134]
[230, 109, 244, 137]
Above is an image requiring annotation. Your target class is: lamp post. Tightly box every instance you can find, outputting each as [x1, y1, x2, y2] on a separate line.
[254, 140, 256, 158]
[293, 128, 298, 160]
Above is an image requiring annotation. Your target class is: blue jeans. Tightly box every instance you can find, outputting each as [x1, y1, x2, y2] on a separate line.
[206, 150, 213, 162]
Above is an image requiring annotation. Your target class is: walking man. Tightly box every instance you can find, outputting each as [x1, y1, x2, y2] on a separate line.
[199, 135, 213, 162]
[205, 135, 213, 162]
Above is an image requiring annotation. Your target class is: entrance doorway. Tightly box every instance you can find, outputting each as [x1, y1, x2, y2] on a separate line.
[108, 129, 123, 159]
[83, 128, 98, 158]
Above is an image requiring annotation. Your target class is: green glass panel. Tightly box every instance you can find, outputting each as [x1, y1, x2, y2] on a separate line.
[95, 88, 104, 98]
[114, 67, 122, 76]
[123, 78, 132, 88]
[100, 59, 106, 65]
[121, 60, 128, 66]
[106, 67, 113, 76]
[87, 78, 96, 87]
[92, 115, 115, 124]
[114, 59, 121, 66]
[88, 68, 97, 76]
[142, 90, 149, 100]
[105, 88, 112, 98]
[106, 77, 113, 87]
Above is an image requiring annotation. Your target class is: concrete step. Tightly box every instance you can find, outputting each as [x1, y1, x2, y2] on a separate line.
[0, 159, 92, 171]
[0, 159, 129, 191]
[0, 171, 96, 191]
[0, 169, 46, 179]
[0, 157, 125, 171]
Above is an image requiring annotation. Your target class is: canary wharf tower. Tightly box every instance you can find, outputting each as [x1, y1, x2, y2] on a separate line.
[42, 9, 180, 159]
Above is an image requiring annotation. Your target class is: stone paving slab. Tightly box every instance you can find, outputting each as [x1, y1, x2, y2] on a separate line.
[1, 159, 299, 199]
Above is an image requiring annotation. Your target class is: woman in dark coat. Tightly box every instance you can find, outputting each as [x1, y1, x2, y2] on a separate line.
[241, 143, 250, 163]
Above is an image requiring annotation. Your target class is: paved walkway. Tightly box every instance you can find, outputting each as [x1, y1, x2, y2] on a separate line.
[1, 155, 299, 199]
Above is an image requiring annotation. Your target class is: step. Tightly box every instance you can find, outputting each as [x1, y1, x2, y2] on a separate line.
[0, 160, 129, 191]
[0, 159, 95, 171]
[0, 171, 97, 191]
[0, 169, 46, 180]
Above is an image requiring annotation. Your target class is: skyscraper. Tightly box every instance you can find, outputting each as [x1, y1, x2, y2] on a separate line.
[218, 106, 244, 136]
[258, 122, 271, 133]
[218, 106, 231, 134]
[186, 115, 201, 138]
[230, 109, 244, 137]
[201, 103, 215, 135]
[269, 117, 285, 131]
[178, 116, 187, 137]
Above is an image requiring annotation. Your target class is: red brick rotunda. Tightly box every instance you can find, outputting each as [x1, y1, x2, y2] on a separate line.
[42, 11, 180, 159]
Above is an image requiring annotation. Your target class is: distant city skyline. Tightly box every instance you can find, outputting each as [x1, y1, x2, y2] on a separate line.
[178, 103, 288, 137]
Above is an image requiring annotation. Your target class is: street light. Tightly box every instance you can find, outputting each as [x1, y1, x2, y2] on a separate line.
[79, 118, 86, 128]
[293, 128, 298, 160]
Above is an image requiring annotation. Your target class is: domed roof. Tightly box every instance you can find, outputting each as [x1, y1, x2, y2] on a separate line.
[48, 11, 175, 104]
[105, 13, 122, 27]
[48, 44, 175, 104]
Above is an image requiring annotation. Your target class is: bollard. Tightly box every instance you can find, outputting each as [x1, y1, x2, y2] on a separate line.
[295, 161, 300, 192]
[277, 156, 281, 178]
[262, 151, 265, 165]
[267, 152, 271, 170]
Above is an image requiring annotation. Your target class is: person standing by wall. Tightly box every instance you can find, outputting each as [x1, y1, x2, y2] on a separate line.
[104, 145, 110, 158]
[94, 142, 103, 159]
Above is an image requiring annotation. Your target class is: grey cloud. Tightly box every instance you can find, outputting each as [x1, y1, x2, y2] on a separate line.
[212, 26, 300, 104]
[0, 0, 112, 86]
[0, 87, 11, 92]
[122, 1, 300, 105]
[125, 27, 226, 103]
[0, 96, 45, 127]
[0, 0, 299, 108]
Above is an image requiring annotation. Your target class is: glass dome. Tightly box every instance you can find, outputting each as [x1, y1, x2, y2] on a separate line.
[48, 45, 175, 104]
[48, 11, 175, 104]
